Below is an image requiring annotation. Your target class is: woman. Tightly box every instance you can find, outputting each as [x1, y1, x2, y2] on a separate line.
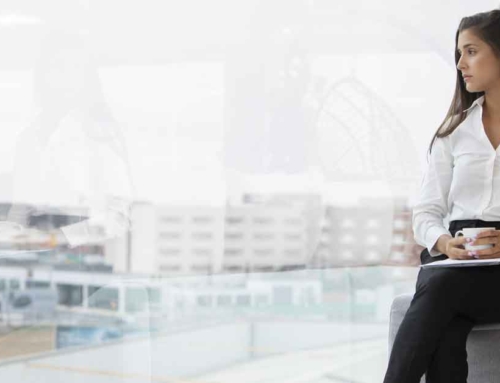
[8, 29, 134, 251]
[383, 9, 500, 383]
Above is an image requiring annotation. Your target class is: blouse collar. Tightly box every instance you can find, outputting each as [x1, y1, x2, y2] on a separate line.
[463, 95, 485, 113]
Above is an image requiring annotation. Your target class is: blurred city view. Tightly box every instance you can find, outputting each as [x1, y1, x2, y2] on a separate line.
[0, 0, 496, 382]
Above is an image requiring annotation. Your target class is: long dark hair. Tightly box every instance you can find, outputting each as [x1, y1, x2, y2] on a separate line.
[33, 31, 124, 152]
[429, 9, 500, 154]
[31, 29, 135, 197]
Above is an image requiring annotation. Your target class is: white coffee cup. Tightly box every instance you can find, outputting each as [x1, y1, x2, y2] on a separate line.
[454, 227, 496, 251]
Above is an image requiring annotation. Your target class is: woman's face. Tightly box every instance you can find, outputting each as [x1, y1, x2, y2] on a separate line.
[456, 29, 500, 93]
[37, 47, 89, 110]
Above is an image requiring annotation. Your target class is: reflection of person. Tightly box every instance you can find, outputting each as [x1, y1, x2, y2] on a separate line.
[8, 30, 133, 249]
[384, 10, 500, 383]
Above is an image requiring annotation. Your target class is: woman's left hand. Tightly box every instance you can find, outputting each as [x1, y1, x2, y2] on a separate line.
[469, 229, 500, 259]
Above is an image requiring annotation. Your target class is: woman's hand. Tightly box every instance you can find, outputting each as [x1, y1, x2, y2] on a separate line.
[466, 229, 500, 259]
[443, 235, 477, 260]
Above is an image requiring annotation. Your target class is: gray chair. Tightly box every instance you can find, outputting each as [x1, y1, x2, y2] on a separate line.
[389, 293, 500, 383]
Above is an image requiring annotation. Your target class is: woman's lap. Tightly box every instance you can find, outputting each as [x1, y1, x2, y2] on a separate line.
[384, 220, 500, 382]
[416, 249, 500, 324]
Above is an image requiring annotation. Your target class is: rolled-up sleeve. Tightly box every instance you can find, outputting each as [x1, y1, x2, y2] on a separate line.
[58, 146, 133, 248]
[412, 134, 453, 256]
[61, 195, 131, 248]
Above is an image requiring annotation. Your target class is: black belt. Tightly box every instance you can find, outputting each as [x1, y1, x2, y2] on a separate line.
[449, 219, 500, 236]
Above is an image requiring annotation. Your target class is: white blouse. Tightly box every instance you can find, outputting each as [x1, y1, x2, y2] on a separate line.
[10, 110, 133, 247]
[412, 95, 500, 256]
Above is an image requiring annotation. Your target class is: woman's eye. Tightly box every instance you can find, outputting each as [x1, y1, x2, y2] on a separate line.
[458, 50, 476, 56]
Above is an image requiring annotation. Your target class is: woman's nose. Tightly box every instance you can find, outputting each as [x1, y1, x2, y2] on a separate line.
[457, 57, 466, 71]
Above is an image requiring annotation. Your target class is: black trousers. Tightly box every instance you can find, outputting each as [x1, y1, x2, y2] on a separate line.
[383, 219, 500, 383]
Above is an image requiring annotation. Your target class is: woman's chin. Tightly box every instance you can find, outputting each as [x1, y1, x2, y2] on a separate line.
[465, 83, 484, 93]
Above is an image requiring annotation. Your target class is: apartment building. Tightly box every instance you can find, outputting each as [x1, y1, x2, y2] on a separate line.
[313, 200, 393, 267]
[112, 194, 423, 274]
[117, 197, 316, 275]
[311, 196, 421, 267]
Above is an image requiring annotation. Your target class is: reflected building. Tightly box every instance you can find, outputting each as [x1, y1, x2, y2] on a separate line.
[387, 197, 424, 266]
[119, 196, 323, 276]
[312, 196, 422, 267]
[119, 194, 422, 274]
[313, 198, 394, 267]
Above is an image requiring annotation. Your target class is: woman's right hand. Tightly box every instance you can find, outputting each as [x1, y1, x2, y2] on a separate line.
[439, 234, 475, 259]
